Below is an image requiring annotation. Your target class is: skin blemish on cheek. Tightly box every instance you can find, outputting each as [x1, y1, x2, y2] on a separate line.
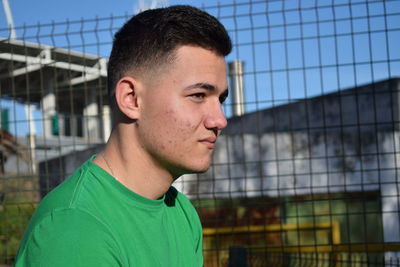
[165, 108, 175, 115]
[185, 120, 195, 129]
[185, 122, 191, 127]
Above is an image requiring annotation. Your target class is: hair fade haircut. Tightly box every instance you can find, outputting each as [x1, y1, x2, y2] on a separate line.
[107, 5, 232, 98]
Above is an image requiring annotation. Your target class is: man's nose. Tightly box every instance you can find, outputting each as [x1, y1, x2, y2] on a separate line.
[204, 102, 228, 132]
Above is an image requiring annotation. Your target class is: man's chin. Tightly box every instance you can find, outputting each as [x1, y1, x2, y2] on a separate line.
[174, 163, 211, 178]
[190, 166, 210, 174]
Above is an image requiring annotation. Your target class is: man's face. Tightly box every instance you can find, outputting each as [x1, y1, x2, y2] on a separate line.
[136, 45, 228, 178]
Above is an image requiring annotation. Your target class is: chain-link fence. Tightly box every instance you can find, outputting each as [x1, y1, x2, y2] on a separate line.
[0, 0, 399, 266]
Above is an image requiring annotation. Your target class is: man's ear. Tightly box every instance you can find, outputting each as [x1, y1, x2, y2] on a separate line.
[114, 76, 142, 120]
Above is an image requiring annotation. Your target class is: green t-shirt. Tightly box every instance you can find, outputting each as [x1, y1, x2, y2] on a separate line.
[15, 156, 203, 266]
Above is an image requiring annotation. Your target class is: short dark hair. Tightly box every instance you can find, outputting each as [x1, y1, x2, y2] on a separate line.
[107, 5, 232, 97]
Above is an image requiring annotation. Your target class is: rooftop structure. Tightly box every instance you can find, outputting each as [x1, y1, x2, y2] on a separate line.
[0, 38, 110, 141]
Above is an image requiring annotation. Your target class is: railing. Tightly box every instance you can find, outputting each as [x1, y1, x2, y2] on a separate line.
[204, 222, 400, 266]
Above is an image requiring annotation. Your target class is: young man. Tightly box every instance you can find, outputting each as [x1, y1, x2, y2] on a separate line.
[15, 5, 232, 267]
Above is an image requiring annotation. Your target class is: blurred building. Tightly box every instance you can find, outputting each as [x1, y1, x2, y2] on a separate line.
[0, 38, 111, 174]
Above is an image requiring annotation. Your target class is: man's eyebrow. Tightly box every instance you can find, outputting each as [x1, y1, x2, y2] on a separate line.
[185, 83, 229, 94]
[184, 83, 218, 91]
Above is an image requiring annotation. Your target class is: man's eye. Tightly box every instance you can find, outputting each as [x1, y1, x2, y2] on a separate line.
[190, 93, 205, 100]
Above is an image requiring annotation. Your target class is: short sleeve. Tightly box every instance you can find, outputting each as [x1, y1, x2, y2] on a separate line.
[15, 208, 122, 267]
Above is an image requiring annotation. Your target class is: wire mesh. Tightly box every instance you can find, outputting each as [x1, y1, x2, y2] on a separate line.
[0, 0, 399, 266]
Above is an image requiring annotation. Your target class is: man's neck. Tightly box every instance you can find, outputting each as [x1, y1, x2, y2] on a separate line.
[93, 128, 174, 200]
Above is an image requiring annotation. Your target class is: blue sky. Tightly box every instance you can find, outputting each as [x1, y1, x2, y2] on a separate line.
[0, 0, 204, 28]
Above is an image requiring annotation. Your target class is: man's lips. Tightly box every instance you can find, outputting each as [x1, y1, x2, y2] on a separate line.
[199, 137, 217, 148]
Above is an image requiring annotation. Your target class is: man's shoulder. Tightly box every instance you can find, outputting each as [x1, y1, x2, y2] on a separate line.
[16, 157, 124, 266]
[25, 156, 109, 238]
[16, 207, 120, 267]
[36, 157, 95, 211]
